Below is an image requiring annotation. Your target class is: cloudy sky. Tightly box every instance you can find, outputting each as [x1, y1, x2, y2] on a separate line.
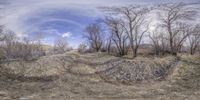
[0, 0, 199, 47]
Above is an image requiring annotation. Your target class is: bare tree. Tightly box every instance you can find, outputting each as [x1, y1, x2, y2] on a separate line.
[32, 33, 45, 56]
[188, 24, 200, 55]
[0, 26, 5, 60]
[105, 18, 128, 56]
[84, 23, 103, 52]
[1, 30, 44, 60]
[105, 35, 113, 54]
[149, 28, 170, 55]
[158, 3, 196, 55]
[0, 26, 5, 41]
[149, 30, 162, 55]
[20, 37, 32, 60]
[3, 30, 16, 59]
[174, 23, 192, 53]
[78, 43, 87, 53]
[103, 6, 150, 57]
[54, 37, 69, 54]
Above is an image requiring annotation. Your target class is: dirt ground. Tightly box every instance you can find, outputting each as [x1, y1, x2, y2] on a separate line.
[0, 52, 200, 100]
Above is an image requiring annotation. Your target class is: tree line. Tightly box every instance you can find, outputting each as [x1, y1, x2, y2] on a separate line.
[0, 26, 71, 61]
[0, 3, 199, 60]
[82, 3, 200, 57]
[0, 27, 45, 61]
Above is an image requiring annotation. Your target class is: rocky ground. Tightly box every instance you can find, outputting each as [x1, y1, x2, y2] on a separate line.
[0, 52, 200, 100]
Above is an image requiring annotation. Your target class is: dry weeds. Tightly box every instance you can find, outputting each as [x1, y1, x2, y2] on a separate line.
[0, 52, 200, 100]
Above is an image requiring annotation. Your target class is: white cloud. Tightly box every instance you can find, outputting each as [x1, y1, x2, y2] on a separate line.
[62, 32, 72, 38]
[0, 0, 199, 39]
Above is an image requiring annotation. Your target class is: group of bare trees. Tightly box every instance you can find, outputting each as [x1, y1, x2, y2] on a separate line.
[188, 24, 200, 55]
[157, 3, 197, 55]
[84, 23, 104, 52]
[53, 37, 71, 54]
[84, 6, 150, 57]
[0, 3, 199, 60]
[0, 28, 45, 61]
[149, 3, 200, 56]
[149, 29, 168, 55]
[105, 18, 128, 56]
[84, 3, 200, 57]
[0, 27, 72, 61]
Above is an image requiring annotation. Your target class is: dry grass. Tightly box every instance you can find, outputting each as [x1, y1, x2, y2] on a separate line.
[0, 52, 200, 100]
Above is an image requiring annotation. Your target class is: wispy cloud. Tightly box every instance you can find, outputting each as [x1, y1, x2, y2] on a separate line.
[1, 0, 198, 35]
[0, 0, 199, 46]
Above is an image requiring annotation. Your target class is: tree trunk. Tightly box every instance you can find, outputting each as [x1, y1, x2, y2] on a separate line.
[133, 48, 138, 58]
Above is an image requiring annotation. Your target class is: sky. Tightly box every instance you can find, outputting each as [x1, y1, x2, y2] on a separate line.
[0, 0, 199, 47]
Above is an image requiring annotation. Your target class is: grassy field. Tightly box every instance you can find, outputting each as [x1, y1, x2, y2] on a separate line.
[0, 52, 200, 100]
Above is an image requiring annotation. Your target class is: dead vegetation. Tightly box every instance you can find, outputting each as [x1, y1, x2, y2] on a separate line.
[98, 57, 179, 84]
[0, 52, 200, 100]
[0, 3, 199, 100]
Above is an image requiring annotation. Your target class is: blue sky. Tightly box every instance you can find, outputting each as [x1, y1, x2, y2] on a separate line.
[0, 0, 199, 47]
